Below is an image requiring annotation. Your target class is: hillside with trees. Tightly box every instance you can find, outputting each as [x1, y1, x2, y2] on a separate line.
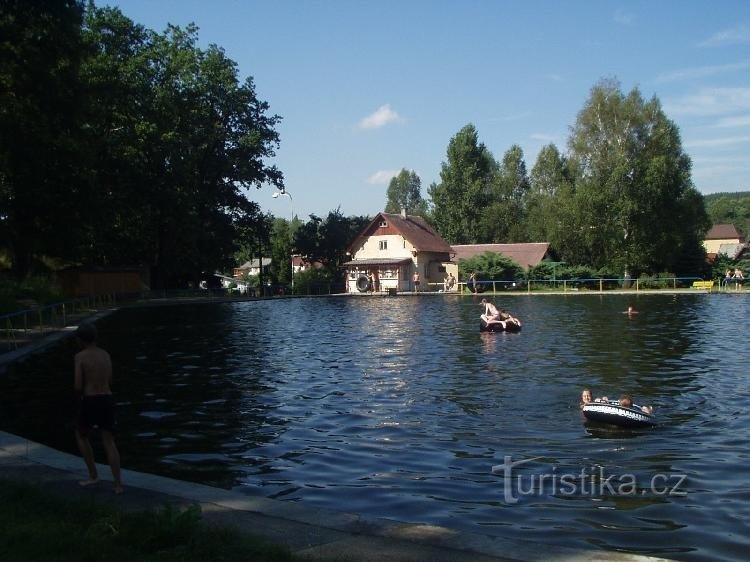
[704, 192, 750, 238]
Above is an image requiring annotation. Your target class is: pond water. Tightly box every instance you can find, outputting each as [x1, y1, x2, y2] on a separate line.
[1, 293, 749, 561]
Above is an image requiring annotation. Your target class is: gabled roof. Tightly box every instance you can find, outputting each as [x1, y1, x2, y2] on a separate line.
[705, 224, 741, 240]
[237, 258, 272, 269]
[451, 243, 550, 269]
[349, 212, 453, 254]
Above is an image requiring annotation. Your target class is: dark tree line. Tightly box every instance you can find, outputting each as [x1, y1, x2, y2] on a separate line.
[1, 1, 283, 288]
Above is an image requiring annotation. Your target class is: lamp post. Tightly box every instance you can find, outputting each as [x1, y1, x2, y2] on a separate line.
[272, 188, 294, 290]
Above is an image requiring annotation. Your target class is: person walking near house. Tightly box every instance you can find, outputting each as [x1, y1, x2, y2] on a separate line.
[73, 322, 123, 494]
[412, 271, 421, 292]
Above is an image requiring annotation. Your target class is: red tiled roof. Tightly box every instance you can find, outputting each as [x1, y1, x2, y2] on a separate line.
[705, 224, 741, 240]
[350, 212, 453, 254]
[451, 243, 550, 269]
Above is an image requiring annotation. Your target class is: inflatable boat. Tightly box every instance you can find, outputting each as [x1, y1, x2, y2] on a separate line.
[479, 319, 522, 332]
[582, 401, 656, 428]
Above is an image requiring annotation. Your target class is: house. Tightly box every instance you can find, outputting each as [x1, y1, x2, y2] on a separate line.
[343, 210, 454, 292]
[703, 224, 743, 255]
[450, 243, 551, 272]
[233, 258, 272, 278]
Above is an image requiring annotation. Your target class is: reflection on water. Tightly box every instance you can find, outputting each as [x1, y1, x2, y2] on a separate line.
[1, 294, 749, 561]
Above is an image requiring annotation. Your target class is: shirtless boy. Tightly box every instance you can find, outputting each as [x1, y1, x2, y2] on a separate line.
[74, 323, 123, 494]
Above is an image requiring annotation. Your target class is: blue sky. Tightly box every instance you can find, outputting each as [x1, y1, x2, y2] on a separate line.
[102, 0, 750, 220]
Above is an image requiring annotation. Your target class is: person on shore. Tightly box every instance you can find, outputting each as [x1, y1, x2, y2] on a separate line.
[412, 271, 421, 292]
[469, 272, 478, 293]
[444, 272, 456, 292]
[733, 268, 744, 290]
[724, 269, 733, 289]
[74, 322, 123, 494]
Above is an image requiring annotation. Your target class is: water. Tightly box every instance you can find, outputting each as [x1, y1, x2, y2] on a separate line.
[1, 294, 749, 560]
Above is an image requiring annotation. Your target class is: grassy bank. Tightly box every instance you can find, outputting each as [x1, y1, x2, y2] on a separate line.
[0, 479, 303, 561]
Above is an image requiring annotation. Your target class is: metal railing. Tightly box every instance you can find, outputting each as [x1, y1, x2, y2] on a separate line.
[454, 276, 711, 294]
[1, 294, 117, 353]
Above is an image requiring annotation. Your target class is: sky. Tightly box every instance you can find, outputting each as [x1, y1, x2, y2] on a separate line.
[101, 0, 750, 220]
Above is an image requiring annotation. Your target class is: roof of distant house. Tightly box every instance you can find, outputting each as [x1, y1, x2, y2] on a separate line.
[452, 243, 550, 269]
[237, 258, 272, 269]
[349, 212, 453, 254]
[705, 224, 741, 240]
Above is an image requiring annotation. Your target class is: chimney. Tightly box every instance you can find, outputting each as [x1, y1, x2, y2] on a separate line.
[401, 207, 407, 218]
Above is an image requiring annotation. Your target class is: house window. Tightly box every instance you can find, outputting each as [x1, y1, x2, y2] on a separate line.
[379, 240, 388, 250]
[379, 220, 387, 227]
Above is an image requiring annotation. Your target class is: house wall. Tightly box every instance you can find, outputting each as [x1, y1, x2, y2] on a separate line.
[704, 238, 741, 254]
[353, 233, 414, 259]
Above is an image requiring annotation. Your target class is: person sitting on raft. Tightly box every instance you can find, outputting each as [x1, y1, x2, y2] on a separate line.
[618, 394, 653, 414]
[481, 299, 523, 329]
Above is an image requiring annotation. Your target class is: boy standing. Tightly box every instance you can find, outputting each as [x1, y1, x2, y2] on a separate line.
[74, 322, 123, 494]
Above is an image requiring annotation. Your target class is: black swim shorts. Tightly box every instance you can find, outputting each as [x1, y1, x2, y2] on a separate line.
[77, 394, 116, 434]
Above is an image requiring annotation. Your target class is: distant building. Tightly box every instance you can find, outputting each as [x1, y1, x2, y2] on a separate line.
[344, 210, 453, 292]
[450, 243, 551, 271]
[703, 224, 743, 254]
[233, 258, 271, 277]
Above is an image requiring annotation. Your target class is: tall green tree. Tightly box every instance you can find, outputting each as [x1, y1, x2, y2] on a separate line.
[384, 169, 427, 216]
[565, 78, 709, 274]
[79, 7, 284, 288]
[0, 0, 86, 276]
[526, 144, 572, 244]
[428, 124, 496, 244]
[481, 144, 529, 242]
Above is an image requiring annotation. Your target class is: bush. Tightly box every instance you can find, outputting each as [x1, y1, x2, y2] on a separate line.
[0, 275, 65, 315]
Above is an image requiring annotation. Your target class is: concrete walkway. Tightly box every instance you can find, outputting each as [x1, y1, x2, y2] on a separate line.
[0, 431, 671, 562]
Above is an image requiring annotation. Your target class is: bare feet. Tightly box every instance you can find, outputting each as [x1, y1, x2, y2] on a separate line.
[78, 478, 99, 487]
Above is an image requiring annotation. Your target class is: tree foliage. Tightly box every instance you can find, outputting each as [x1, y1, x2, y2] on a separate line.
[705, 192, 750, 239]
[428, 124, 496, 244]
[384, 169, 427, 216]
[565, 78, 709, 274]
[0, 2, 283, 288]
[457, 252, 524, 282]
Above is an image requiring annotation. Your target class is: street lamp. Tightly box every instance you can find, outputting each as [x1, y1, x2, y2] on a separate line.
[272, 188, 294, 290]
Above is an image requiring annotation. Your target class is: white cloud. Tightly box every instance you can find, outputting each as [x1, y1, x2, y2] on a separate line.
[655, 60, 750, 83]
[358, 104, 403, 130]
[663, 87, 750, 116]
[685, 135, 750, 148]
[367, 169, 399, 184]
[530, 133, 558, 142]
[545, 73, 563, 82]
[713, 115, 750, 128]
[698, 24, 750, 48]
[613, 8, 633, 25]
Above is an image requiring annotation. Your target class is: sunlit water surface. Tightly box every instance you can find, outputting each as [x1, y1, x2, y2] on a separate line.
[1, 294, 749, 561]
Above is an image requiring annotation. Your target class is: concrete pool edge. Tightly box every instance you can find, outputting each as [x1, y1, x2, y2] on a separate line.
[0, 431, 672, 562]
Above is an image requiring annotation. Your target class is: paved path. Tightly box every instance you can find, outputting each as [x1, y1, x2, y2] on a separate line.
[0, 431, 672, 562]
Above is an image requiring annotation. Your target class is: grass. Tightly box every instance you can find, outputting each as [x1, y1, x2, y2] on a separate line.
[0, 479, 303, 562]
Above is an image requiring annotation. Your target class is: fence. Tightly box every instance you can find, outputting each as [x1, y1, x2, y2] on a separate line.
[453, 276, 708, 294]
[1, 294, 116, 353]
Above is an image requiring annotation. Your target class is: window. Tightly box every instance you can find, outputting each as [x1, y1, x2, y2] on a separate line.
[379, 240, 388, 250]
[379, 220, 387, 227]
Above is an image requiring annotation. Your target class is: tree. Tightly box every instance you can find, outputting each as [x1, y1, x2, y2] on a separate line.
[384, 169, 427, 216]
[457, 252, 525, 284]
[565, 78, 709, 274]
[428, 124, 497, 244]
[526, 144, 571, 244]
[0, 0, 87, 276]
[293, 209, 370, 281]
[480, 145, 529, 242]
